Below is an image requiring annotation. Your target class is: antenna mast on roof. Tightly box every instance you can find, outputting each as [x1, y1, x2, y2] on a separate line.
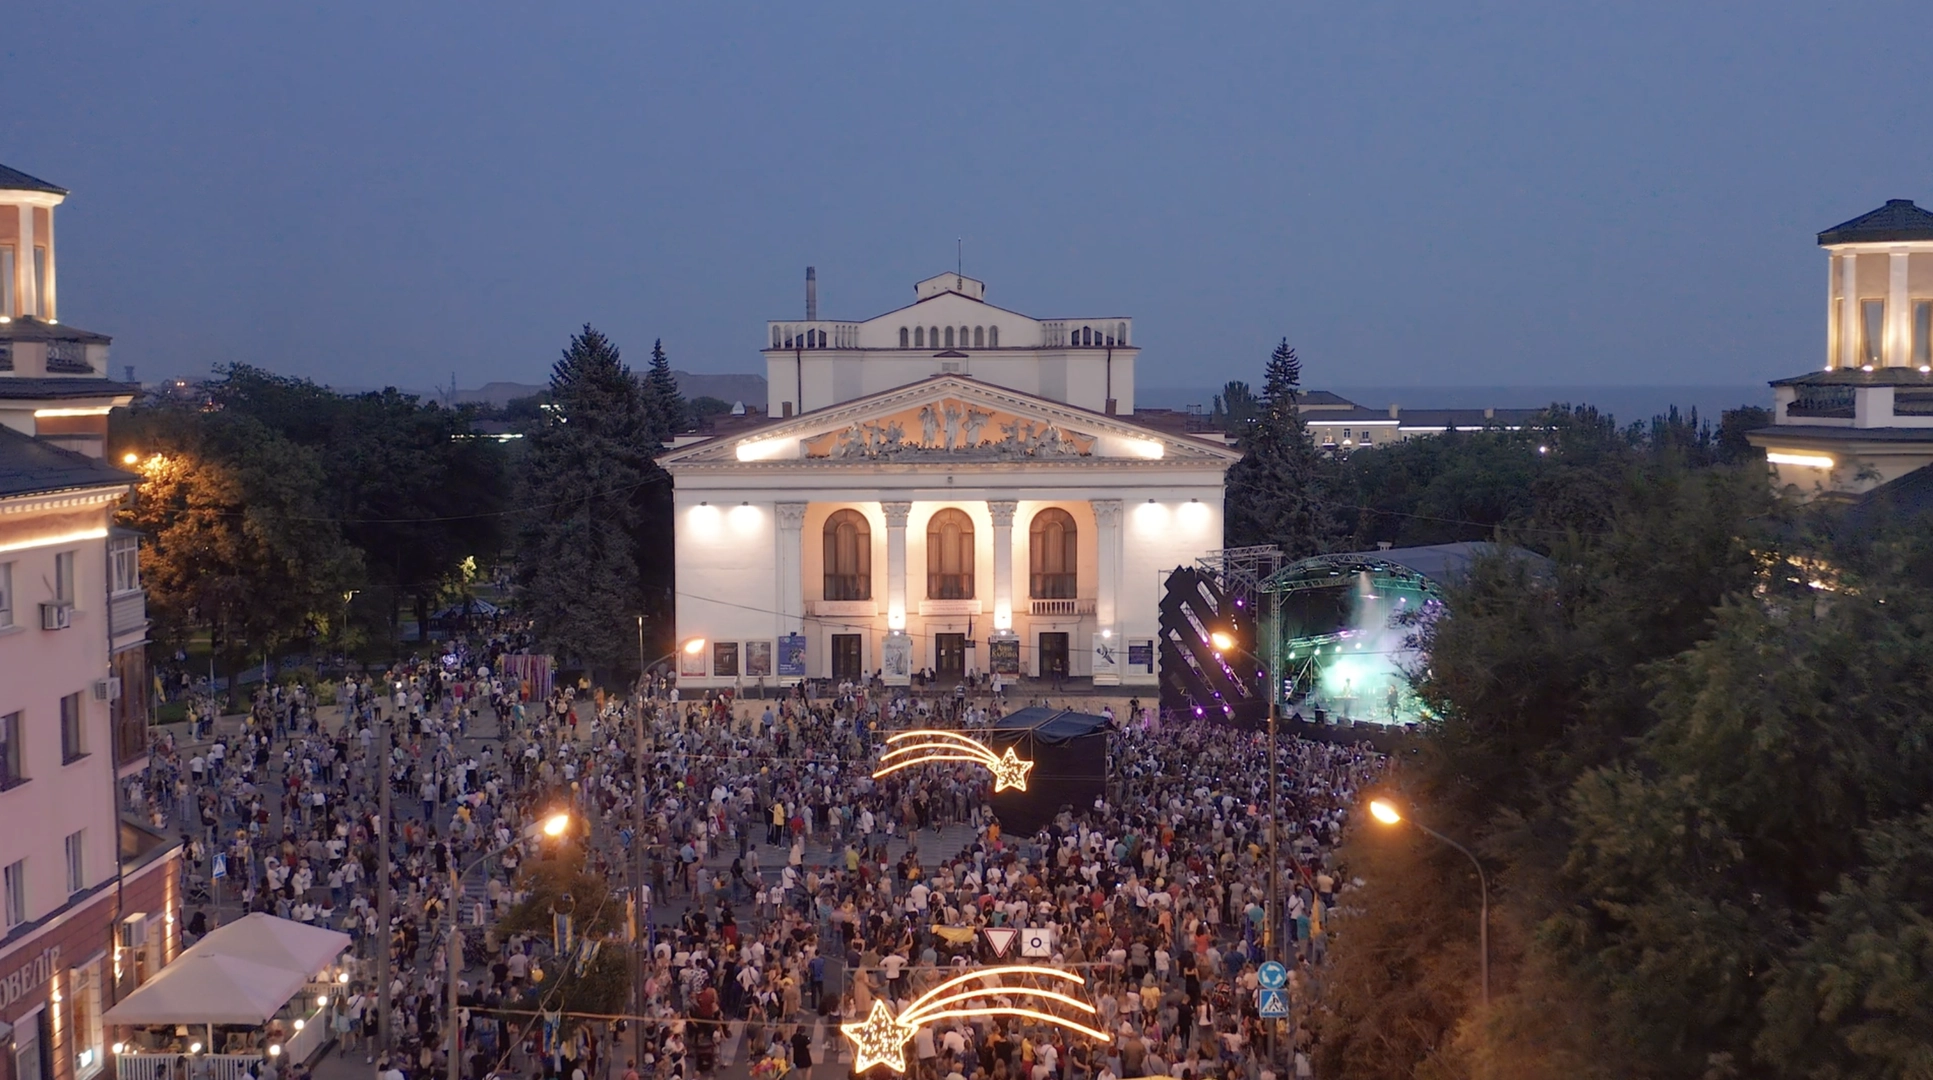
[957, 238, 963, 277]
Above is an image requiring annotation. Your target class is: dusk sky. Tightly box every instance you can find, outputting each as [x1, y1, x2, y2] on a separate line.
[4, 2, 1931, 393]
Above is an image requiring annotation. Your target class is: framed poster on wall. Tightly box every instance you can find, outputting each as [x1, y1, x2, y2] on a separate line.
[777, 634, 807, 677]
[745, 640, 773, 678]
[713, 641, 740, 678]
[989, 637, 1021, 675]
[882, 633, 912, 679]
[679, 646, 707, 678]
[1128, 639, 1156, 675]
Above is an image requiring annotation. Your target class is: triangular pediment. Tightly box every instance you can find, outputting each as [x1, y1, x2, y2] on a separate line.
[658, 376, 1239, 468]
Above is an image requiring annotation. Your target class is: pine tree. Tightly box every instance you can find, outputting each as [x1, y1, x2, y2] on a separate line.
[1223, 340, 1343, 556]
[517, 325, 660, 675]
[645, 338, 687, 441]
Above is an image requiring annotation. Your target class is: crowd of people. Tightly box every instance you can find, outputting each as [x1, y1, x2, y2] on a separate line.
[125, 638, 1382, 1080]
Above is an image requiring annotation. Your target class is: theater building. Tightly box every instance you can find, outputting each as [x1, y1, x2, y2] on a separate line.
[0, 162, 181, 1080]
[663, 271, 1238, 689]
[1749, 198, 1933, 497]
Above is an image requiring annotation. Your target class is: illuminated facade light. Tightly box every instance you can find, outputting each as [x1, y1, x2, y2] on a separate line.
[875, 730, 1035, 792]
[1766, 451, 1835, 468]
[841, 966, 1109, 1073]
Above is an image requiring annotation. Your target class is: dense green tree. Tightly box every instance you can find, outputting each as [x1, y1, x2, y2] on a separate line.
[516, 326, 665, 676]
[1223, 341, 1346, 556]
[644, 338, 687, 440]
[118, 411, 361, 701]
[200, 364, 509, 642]
[1210, 380, 1261, 436]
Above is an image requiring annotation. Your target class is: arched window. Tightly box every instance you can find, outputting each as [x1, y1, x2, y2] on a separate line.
[930, 326, 939, 348]
[973, 326, 985, 348]
[772, 327, 782, 348]
[988, 326, 998, 347]
[916, 326, 925, 347]
[1117, 322, 1127, 345]
[944, 326, 955, 348]
[960, 326, 970, 347]
[823, 510, 872, 601]
[926, 509, 975, 599]
[1029, 508, 1078, 599]
[900, 327, 910, 347]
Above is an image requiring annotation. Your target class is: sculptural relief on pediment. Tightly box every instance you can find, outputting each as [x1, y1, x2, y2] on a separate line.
[801, 399, 1098, 460]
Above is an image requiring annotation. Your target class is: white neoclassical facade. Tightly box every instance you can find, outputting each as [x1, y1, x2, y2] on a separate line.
[664, 272, 1237, 689]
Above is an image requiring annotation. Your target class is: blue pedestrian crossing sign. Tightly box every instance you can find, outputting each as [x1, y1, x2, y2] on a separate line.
[1257, 960, 1288, 990]
[1258, 988, 1290, 1018]
[211, 854, 228, 880]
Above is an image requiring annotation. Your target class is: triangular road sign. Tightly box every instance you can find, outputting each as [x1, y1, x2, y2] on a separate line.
[981, 926, 1019, 958]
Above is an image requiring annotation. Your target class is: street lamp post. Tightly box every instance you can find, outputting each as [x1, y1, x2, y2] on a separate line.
[1211, 631, 1281, 960]
[446, 812, 571, 1080]
[1369, 799, 1488, 1008]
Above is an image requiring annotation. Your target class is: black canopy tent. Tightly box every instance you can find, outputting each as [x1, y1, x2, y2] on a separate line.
[986, 706, 1112, 835]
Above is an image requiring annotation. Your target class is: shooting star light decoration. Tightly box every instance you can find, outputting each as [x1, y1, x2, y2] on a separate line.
[841, 965, 1111, 1073]
[873, 730, 1035, 792]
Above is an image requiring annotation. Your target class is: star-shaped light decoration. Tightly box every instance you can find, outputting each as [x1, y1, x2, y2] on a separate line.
[989, 747, 1035, 792]
[842, 1000, 917, 1074]
[874, 730, 1035, 793]
[842, 966, 1112, 1073]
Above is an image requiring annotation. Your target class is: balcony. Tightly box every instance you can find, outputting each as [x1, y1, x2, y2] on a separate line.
[109, 589, 148, 641]
[1029, 598, 1096, 617]
[768, 321, 864, 350]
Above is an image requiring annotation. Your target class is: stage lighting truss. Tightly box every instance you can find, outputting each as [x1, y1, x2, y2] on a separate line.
[841, 965, 1111, 1073]
[873, 729, 1036, 792]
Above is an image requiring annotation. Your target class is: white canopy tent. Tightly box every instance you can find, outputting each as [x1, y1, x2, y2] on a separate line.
[187, 913, 350, 979]
[102, 954, 309, 1027]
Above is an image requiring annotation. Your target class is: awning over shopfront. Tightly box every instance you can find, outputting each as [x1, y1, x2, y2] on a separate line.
[188, 913, 349, 979]
[102, 954, 308, 1026]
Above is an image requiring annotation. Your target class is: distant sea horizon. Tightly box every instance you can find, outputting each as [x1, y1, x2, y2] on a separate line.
[1137, 384, 1770, 426]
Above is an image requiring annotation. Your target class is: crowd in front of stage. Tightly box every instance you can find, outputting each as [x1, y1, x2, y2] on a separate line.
[126, 640, 1380, 1080]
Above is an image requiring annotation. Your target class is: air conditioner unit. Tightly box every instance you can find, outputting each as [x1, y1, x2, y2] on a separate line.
[92, 677, 122, 702]
[41, 602, 73, 630]
[119, 915, 148, 948]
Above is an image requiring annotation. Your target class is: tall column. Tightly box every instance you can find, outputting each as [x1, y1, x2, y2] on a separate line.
[882, 501, 912, 629]
[1841, 252, 1861, 368]
[40, 206, 54, 322]
[988, 500, 1017, 631]
[1092, 499, 1124, 686]
[1888, 250, 1911, 368]
[16, 205, 36, 319]
[775, 503, 807, 637]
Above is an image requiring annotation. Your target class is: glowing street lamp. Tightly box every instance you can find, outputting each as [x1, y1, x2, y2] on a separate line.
[1369, 798, 1488, 1008]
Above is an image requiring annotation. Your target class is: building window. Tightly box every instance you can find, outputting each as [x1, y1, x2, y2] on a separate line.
[1, 711, 22, 788]
[944, 326, 954, 348]
[771, 326, 781, 348]
[929, 326, 938, 348]
[1862, 300, 1886, 366]
[0, 341, 10, 371]
[1915, 301, 1932, 368]
[1029, 508, 1078, 599]
[987, 326, 998, 347]
[71, 962, 103, 1079]
[3, 859, 25, 928]
[110, 537, 139, 595]
[822, 510, 872, 601]
[1117, 322, 1127, 345]
[973, 326, 984, 348]
[900, 327, 910, 348]
[55, 550, 76, 604]
[61, 692, 84, 762]
[926, 508, 975, 599]
[914, 326, 924, 348]
[64, 831, 83, 894]
[0, 560, 12, 628]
